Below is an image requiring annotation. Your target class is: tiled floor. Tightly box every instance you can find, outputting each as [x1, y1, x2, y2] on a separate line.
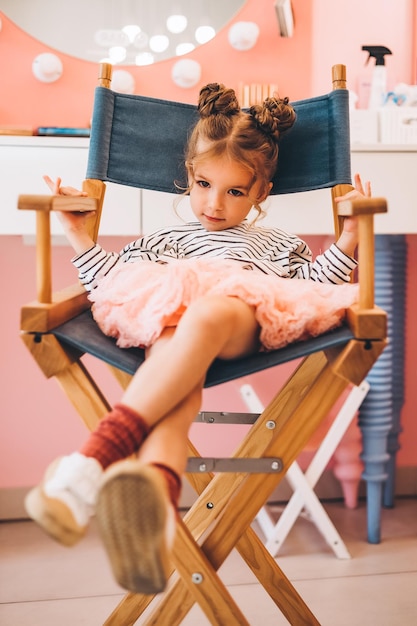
[1, 497, 416, 625]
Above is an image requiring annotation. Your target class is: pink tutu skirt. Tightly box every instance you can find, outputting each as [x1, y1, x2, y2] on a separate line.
[89, 258, 359, 351]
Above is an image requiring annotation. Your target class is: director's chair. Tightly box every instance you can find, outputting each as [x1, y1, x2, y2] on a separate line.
[18, 64, 387, 625]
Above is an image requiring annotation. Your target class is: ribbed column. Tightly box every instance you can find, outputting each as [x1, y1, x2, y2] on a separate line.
[383, 235, 407, 507]
[358, 235, 407, 543]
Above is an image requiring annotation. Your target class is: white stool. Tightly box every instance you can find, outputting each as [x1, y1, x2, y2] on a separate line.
[240, 380, 370, 559]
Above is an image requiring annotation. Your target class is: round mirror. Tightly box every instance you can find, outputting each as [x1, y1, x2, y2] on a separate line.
[2, 0, 245, 65]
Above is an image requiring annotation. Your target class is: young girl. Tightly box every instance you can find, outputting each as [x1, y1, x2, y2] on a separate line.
[25, 83, 370, 595]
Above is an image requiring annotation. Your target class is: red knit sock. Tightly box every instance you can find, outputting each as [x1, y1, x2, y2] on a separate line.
[151, 463, 182, 510]
[80, 404, 150, 469]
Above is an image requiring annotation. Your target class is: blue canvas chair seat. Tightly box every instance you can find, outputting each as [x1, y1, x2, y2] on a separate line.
[18, 63, 387, 626]
[53, 309, 355, 386]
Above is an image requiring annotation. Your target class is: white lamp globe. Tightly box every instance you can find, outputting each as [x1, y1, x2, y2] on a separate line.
[32, 53, 63, 83]
[112, 69, 135, 94]
[171, 59, 201, 88]
[228, 21, 260, 51]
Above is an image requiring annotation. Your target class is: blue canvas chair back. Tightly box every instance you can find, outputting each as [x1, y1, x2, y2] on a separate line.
[86, 87, 351, 195]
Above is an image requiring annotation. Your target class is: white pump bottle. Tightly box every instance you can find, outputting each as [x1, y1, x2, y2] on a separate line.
[362, 46, 392, 110]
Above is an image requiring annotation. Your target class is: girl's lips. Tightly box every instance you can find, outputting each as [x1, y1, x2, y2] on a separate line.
[204, 214, 224, 222]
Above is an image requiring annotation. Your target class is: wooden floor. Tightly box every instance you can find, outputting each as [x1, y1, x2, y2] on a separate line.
[1, 496, 416, 625]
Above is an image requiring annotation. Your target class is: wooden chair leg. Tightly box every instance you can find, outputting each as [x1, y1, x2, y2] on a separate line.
[55, 362, 111, 430]
[104, 352, 331, 625]
[146, 352, 357, 624]
[103, 341, 383, 625]
[21, 332, 111, 430]
[170, 519, 251, 626]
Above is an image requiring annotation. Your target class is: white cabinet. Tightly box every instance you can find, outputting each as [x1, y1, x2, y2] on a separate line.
[1, 137, 416, 236]
[0, 136, 141, 236]
[350, 146, 417, 234]
[262, 145, 417, 235]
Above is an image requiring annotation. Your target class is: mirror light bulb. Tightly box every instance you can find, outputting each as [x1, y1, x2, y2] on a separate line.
[195, 25, 215, 44]
[133, 31, 149, 50]
[176, 42, 195, 56]
[122, 24, 141, 43]
[166, 14, 187, 34]
[149, 34, 170, 53]
[135, 52, 154, 66]
[108, 46, 127, 63]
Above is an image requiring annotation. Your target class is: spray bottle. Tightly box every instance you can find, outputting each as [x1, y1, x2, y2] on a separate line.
[362, 46, 392, 109]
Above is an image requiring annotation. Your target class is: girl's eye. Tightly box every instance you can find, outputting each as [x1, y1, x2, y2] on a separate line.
[229, 188, 243, 197]
[196, 180, 209, 188]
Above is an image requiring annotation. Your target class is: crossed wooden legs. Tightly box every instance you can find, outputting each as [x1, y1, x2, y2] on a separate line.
[103, 350, 360, 625]
[24, 330, 383, 625]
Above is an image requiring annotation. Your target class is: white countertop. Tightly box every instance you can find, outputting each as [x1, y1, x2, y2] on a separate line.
[1, 135, 416, 151]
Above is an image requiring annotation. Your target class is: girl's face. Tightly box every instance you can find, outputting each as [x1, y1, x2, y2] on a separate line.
[189, 153, 269, 231]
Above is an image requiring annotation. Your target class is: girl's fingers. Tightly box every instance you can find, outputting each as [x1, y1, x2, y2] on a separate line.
[42, 174, 86, 197]
[54, 178, 62, 195]
[334, 174, 371, 202]
[43, 175, 62, 194]
[353, 173, 371, 197]
[61, 186, 87, 197]
[353, 174, 364, 194]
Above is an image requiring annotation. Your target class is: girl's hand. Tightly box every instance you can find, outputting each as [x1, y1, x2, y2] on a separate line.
[43, 175, 96, 255]
[335, 173, 371, 205]
[43, 174, 87, 198]
[334, 173, 371, 257]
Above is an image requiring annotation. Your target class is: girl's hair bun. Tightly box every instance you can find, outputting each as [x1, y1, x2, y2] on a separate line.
[249, 96, 296, 141]
[198, 83, 240, 118]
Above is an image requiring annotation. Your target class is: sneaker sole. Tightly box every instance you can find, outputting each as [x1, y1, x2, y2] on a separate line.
[96, 462, 170, 594]
[24, 484, 86, 547]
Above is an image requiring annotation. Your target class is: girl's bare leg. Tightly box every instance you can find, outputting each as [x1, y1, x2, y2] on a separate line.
[137, 384, 203, 475]
[108, 295, 258, 592]
[24, 294, 260, 570]
[138, 327, 204, 476]
[121, 294, 260, 428]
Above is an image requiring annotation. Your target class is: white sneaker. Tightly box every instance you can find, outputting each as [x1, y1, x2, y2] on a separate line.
[24, 452, 103, 546]
[96, 461, 177, 594]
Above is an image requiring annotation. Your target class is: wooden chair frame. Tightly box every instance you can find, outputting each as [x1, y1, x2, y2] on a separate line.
[18, 64, 387, 625]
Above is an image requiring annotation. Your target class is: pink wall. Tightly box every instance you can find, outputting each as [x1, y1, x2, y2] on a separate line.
[0, 0, 314, 127]
[1, 0, 416, 489]
[311, 0, 415, 107]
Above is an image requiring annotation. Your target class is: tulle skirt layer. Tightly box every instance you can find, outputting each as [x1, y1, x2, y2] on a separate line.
[88, 258, 359, 350]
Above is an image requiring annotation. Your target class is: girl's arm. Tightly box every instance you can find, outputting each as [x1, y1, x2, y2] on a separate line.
[334, 173, 372, 258]
[289, 174, 371, 284]
[43, 176, 175, 291]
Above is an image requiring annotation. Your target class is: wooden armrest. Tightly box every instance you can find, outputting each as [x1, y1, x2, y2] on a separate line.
[339, 196, 388, 314]
[18, 195, 97, 212]
[18, 194, 98, 305]
[21, 283, 90, 333]
[337, 197, 387, 217]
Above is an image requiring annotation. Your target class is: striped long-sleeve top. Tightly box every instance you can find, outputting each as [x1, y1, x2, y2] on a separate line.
[72, 221, 357, 292]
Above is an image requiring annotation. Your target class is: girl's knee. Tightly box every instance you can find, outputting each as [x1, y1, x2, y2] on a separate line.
[183, 295, 239, 332]
[180, 295, 260, 358]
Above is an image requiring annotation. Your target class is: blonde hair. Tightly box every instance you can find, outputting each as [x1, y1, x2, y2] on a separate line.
[180, 82, 296, 219]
